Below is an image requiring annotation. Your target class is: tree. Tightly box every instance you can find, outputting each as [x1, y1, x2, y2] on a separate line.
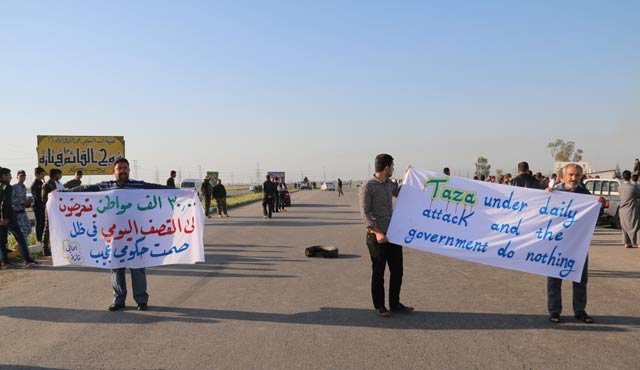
[547, 139, 583, 162]
[474, 156, 491, 178]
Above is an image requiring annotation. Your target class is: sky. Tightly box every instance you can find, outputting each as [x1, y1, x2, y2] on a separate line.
[1, 0, 638, 185]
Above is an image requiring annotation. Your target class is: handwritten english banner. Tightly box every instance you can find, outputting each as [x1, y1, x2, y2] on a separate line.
[387, 167, 601, 282]
[48, 189, 205, 268]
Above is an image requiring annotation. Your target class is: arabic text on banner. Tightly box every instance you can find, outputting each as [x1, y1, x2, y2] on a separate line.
[37, 135, 125, 175]
[48, 189, 205, 268]
[386, 167, 600, 282]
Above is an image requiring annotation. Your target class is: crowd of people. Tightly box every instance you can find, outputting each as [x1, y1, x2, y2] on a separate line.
[2, 156, 639, 319]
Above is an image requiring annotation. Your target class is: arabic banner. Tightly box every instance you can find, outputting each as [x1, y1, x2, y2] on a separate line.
[37, 135, 125, 175]
[48, 189, 205, 268]
[387, 167, 601, 282]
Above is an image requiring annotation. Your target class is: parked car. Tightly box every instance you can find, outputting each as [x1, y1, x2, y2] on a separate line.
[180, 179, 203, 196]
[249, 184, 263, 193]
[321, 182, 336, 191]
[583, 178, 622, 228]
[300, 182, 311, 190]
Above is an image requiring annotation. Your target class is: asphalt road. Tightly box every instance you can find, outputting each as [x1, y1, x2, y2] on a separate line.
[1, 188, 639, 370]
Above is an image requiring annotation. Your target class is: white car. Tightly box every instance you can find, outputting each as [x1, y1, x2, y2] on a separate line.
[321, 182, 336, 191]
[180, 179, 203, 196]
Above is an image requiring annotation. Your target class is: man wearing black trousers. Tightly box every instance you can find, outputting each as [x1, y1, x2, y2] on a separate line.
[359, 154, 413, 317]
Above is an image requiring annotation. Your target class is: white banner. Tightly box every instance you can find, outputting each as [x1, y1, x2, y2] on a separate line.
[48, 189, 205, 268]
[387, 167, 601, 282]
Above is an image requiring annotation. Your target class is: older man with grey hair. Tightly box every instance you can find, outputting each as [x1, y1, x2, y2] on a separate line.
[546, 163, 595, 324]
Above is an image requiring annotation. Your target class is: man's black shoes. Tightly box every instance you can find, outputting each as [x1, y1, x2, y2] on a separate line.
[108, 303, 125, 311]
[137, 303, 148, 311]
[376, 306, 390, 318]
[390, 303, 414, 313]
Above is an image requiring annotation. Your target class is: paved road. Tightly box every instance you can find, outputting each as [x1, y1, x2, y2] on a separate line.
[1, 188, 639, 370]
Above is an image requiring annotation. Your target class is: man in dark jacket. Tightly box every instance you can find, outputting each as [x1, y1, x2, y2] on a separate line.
[41, 168, 62, 257]
[262, 175, 277, 219]
[510, 161, 543, 189]
[212, 179, 229, 217]
[64, 170, 83, 189]
[0, 167, 38, 268]
[31, 167, 46, 245]
[200, 176, 213, 218]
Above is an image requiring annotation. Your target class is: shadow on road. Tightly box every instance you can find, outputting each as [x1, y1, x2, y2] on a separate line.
[0, 366, 70, 370]
[2, 306, 637, 332]
[293, 204, 350, 208]
[590, 269, 640, 279]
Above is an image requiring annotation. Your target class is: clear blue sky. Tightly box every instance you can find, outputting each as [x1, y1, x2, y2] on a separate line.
[1, 0, 638, 184]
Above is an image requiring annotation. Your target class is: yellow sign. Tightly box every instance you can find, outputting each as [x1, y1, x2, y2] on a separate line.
[37, 135, 125, 175]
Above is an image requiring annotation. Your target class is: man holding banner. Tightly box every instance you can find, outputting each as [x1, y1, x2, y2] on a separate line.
[546, 164, 594, 324]
[386, 162, 601, 325]
[359, 154, 413, 317]
[57, 158, 187, 312]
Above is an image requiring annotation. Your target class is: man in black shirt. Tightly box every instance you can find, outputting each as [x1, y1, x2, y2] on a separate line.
[510, 161, 543, 189]
[166, 170, 177, 188]
[262, 175, 277, 219]
[30, 167, 46, 245]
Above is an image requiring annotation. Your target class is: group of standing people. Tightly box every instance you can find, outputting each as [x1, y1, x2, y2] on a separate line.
[0, 166, 82, 268]
[200, 176, 229, 218]
[262, 175, 288, 219]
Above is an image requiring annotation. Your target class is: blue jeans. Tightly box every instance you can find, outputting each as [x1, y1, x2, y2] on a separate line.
[0, 219, 34, 264]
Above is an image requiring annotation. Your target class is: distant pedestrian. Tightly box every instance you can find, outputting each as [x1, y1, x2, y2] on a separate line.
[619, 170, 640, 248]
[213, 179, 229, 217]
[262, 175, 276, 219]
[166, 170, 177, 188]
[64, 170, 83, 189]
[277, 177, 288, 211]
[0, 167, 39, 268]
[337, 178, 344, 196]
[201, 176, 213, 218]
[31, 167, 46, 245]
[11, 170, 32, 240]
[359, 154, 413, 317]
